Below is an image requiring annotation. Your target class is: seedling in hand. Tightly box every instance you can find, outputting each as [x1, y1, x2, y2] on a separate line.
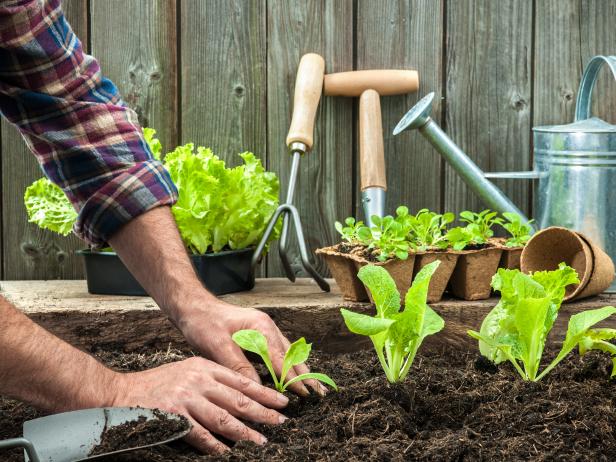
[341, 261, 444, 383]
[469, 264, 616, 381]
[232, 330, 337, 393]
[501, 212, 533, 247]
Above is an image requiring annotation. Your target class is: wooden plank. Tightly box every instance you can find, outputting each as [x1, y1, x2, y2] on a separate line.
[180, 0, 267, 164]
[90, 0, 178, 153]
[534, 1, 616, 129]
[266, 0, 354, 278]
[0, 1, 90, 280]
[444, 0, 533, 217]
[5, 278, 615, 354]
[355, 0, 444, 215]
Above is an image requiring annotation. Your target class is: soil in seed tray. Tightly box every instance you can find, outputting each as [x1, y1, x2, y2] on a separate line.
[1, 345, 616, 461]
[89, 409, 190, 456]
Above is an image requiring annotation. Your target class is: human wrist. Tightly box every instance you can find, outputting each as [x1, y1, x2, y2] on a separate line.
[166, 286, 222, 331]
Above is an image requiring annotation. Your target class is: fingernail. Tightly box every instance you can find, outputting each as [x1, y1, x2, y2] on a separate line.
[259, 435, 268, 445]
[277, 393, 289, 405]
[278, 414, 288, 424]
[299, 385, 310, 397]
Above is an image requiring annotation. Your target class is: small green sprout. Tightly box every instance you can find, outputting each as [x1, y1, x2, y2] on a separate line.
[501, 212, 534, 247]
[232, 330, 337, 393]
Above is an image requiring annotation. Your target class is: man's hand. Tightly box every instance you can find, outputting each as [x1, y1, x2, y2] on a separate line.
[109, 206, 325, 396]
[113, 357, 289, 454]
[176, 299, 327, 397]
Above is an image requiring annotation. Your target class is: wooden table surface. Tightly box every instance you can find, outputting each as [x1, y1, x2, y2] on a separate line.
[3, 279, 616, 353]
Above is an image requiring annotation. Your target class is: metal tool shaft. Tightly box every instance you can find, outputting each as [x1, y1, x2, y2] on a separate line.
[419, 119, 530, 220]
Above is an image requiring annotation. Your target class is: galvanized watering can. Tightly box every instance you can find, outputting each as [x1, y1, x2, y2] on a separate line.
[394, 55, 616, 292]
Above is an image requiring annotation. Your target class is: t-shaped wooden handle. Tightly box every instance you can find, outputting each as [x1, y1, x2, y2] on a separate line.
[324, 69, 419, 97]
[286, 53, 325, 150]
[359, 89, 386, 191]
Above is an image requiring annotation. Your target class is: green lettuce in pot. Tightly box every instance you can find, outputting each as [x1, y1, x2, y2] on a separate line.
[23, 129, 280, 254]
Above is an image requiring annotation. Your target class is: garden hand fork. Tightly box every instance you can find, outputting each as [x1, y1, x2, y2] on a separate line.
[252, 53, 330, 292]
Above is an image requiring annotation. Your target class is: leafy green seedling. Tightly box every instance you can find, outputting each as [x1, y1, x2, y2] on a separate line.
[364, 214, 413, 261]
[501, 212, 534, 247]
[341, 261, 444, 383]
[446, 209, 501, 250]
[335, 217, 366, 245]
[468, 264, 616, 381]
[231, 330, 337, 392]
[405, 208, 455, 251]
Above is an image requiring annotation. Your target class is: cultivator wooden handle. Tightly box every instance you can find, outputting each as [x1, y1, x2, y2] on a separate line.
[324, 69, 419, 96]
[359, 89, 386, 191]
[286, 53, 325, 150]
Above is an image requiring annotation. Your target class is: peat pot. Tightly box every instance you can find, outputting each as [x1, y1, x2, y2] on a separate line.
[77, 248, 255, 296]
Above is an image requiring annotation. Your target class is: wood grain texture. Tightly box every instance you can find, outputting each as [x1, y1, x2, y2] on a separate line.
[6, 279, 615, 354]
[444, 0, 533, 218]
[356, 0, 443, 216]
[534, 0, 616, 128]
[90, 0, 178, 153]
[0, 1, 90, 280]
[180, 0, 266, 163]
[266, 0, 354, 278]
[359, 90, 386, 190]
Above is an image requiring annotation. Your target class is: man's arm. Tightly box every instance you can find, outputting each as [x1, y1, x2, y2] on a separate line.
[0, 0, 322, 394]
[0, 297, 289, 454]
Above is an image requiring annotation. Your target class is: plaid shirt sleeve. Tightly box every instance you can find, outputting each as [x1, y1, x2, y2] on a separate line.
[0, 0, 178, 247]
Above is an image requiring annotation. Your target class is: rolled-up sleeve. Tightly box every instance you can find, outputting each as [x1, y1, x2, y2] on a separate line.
[0, 0, 177, 247]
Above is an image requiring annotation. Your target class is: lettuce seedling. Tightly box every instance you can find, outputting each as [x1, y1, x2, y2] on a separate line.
[340, 261, 444, 383]
[404, 208, 455, 251]
[469, 264, 616, 381]
[362, 214, 413, 261]
[445, 209, 501, 250]
[501, 212, 534, 247]
[232, 330, 337, 392]
[335, 217, 366, 245]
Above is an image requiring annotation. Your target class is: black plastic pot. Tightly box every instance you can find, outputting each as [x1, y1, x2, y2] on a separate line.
[77, 248, 256, 296]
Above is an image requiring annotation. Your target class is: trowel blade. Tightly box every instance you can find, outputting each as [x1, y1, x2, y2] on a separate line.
[23, 407, 190, 462]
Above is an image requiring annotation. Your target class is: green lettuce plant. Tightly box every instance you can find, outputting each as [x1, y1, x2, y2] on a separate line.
[403, 208, 454, 251]
[231, 329, 337, 393]
[501, 212, 533, 247]
[446, 209, 501, 250]
[334, 217, 366, 245]
[23, 129, 280, 255]
[340, 261, 444, 383]
[361, 213, 413, 262]
[469, 264, 616, 381]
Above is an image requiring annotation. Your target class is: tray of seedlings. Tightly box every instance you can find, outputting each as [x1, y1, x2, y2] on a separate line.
[23, 129, 280, 296]
[317, 207, 534, 303]
[3, 262, 616, 461]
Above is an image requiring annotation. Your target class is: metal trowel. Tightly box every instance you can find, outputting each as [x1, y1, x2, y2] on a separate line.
[0, 407, 190, 462]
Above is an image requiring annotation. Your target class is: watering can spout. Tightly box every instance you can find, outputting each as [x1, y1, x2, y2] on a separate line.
[394, 92, 535, 229]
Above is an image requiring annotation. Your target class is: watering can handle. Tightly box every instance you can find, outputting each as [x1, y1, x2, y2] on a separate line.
[575, 55, 616, 121]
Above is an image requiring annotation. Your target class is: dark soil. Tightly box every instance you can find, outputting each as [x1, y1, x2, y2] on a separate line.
[336, 242, 384, 263]
[2, 346, 616, 461]
[89, 409, 190, 456]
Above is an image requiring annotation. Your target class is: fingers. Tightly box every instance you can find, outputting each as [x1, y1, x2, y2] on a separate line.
[213, 364, 289, 410]
[195, 400, 268, 445]
[206, 380, 287, 425]
[184, 417, 229, 455]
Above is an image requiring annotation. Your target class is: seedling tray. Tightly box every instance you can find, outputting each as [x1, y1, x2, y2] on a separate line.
[77, 248, 255, 296]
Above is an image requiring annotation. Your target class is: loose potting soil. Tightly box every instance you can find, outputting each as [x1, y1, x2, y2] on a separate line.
[1, 346, 616, 461]
[89, 409, 190, 456]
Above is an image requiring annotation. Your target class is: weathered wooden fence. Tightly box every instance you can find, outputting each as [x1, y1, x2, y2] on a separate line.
[1, 0, 615, 280]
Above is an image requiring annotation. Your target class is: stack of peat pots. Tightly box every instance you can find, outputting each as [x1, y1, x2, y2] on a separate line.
[318, 238, 524, 303]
